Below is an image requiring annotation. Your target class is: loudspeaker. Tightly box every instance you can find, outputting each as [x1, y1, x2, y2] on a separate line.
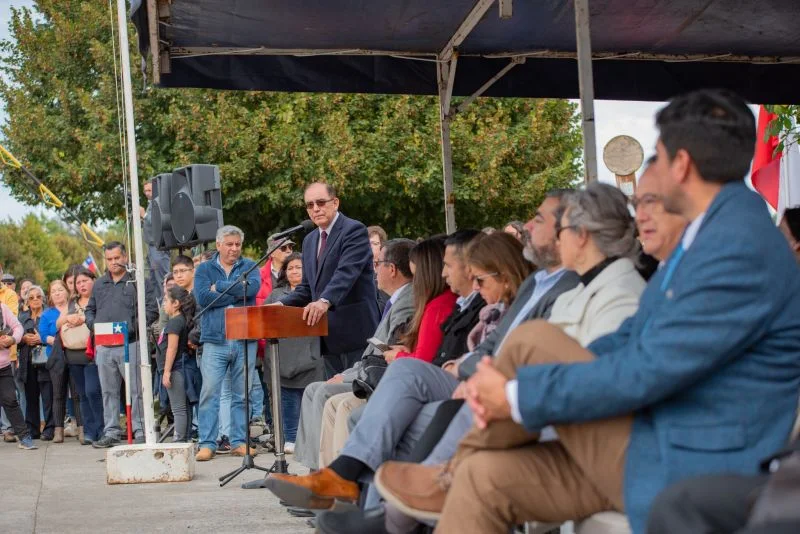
[151, 172, 178, 250]
[169, 164, 223, 247]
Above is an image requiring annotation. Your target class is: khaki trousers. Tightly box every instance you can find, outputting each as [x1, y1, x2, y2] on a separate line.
[319, 392, 366, 467]
[436, 321, 631, 534]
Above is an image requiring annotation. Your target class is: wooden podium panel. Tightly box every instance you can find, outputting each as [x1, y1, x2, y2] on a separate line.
[225, 305, 329, 340]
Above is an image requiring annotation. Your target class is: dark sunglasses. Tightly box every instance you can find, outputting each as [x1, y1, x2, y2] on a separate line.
[279, 244, 294, 252]
[305, 198, 335, 210]
[2, 281, 14, 286]
[472, 272, 499, 288]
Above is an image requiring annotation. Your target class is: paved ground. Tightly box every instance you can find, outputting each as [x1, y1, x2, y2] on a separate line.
[1, 439, 312, 533]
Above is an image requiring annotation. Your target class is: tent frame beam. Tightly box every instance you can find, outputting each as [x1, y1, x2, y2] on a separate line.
[574, 0, 598, 182]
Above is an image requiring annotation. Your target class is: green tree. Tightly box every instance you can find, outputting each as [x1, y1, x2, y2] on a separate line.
[765, 105, 800, 153]
[1, 1, 582, 245]
[0, 214, 90, 284]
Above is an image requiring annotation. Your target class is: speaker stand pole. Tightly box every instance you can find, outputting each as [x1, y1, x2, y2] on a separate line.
[242, 338, 288, 489]
[219, 278, 269, 487]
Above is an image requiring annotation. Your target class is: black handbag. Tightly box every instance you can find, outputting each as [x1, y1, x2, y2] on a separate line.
[748, 440, 800, 526]
[352, 354, 388, 400]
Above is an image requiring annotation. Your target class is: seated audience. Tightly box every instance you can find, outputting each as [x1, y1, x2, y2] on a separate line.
[265, 252, 324, 452]
[265, 227, 542, 513]
[317, 231, 488, 468]
[293, 239, 416, 470]
[373, 89, 800, 534]
[368, 225, 390, 313]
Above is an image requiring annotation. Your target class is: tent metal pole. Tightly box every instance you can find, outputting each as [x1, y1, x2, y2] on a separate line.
[453, 57, 525, 116]
[574, 0, 598, 183]
[437, 59, 457, 234]
[116, 0, 157, 444]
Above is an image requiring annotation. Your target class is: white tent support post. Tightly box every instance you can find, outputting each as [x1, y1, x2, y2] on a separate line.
[116, 0, 157, 445]
[437, 0, 497, 233]
[437, 58, 458, 234]
[574, 0, 598, 183]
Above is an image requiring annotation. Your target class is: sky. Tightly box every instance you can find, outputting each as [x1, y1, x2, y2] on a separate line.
[0, 1, 676, 224]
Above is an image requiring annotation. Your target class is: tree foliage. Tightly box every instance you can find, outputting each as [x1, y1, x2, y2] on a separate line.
[0, 214, 89, 284]
[765, 105, 800, 153]
[1, 1, 582, 246]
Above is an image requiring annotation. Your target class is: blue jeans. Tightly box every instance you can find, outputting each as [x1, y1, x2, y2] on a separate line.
[281, 387, 304, 443]
[69, 363, 104, 441]
[217, 372, 231, 439]
[199, 340, 256, 450]
[250, 368, 265, 421]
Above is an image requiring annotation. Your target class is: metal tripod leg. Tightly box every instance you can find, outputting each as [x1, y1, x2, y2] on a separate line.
[242, 338, 288, 489]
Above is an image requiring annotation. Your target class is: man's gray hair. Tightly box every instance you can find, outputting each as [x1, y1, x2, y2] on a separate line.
[561, 183, 639, 260]
[216, 225, 245, 243]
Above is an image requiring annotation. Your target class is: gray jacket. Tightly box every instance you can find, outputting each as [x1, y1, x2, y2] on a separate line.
[266, 285, 324, 388]
[341, 283, 415, 383]
[459, 270, 580, 379]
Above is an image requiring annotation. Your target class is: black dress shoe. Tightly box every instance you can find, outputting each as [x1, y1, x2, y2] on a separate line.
[40, 434, 54, 441]
[287, 506, 316, 518]
[316, 507, 388, 534]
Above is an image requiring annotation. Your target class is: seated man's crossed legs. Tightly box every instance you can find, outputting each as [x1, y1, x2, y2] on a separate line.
[264, 357, 459, 509]
[319, 392, 366, 468]
[375, 320, 632, 533]
[294, 381, 351, 470]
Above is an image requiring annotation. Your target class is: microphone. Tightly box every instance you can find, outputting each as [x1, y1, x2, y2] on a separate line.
[272, 219, 315, 240]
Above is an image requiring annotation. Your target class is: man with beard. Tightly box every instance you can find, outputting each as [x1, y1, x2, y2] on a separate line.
[265, 190, 580, 521]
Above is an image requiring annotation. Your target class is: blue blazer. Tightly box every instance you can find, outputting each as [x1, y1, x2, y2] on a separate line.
[281, 212, 379, 355]
[515, 182, 800, 534]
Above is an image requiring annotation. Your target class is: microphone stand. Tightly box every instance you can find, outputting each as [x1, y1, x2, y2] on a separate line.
[197, 236, 293, 488]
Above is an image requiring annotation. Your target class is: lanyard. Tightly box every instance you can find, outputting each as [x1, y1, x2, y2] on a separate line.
[660, 243, 686, 293]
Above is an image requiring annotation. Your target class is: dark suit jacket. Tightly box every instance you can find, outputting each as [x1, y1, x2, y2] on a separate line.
[280, 212, 379, 355]
[432, 293, 486, 368]
[458, 270, 580, 379]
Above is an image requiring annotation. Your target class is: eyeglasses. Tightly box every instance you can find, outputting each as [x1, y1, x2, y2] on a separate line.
[27, 295, 42, 301]
[631, 193, 663, 211]
[172, 268, 193, 275]
[305, 198, 335, 210]
[2, 282, 14, 286]
[374, 260, 393, 268]
[472, 272, 499, 288]
[279, 244, 294, 252]
[556, 225, 577, 238]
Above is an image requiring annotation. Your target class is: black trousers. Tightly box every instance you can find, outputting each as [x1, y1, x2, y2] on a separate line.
[25, 364, 53, 438]
[646, 473, 800, 534]
[322, 348, 363, 380]
[0, 365, 28, 439]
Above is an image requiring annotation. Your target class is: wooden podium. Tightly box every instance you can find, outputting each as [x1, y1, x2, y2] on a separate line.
[225, 305, 328, 484]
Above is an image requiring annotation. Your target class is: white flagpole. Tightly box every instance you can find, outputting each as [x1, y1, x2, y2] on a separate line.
[115, 0, 157, 445]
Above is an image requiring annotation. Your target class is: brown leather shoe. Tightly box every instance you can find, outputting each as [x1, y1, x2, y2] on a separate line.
[374, 462, 450, 521]
[230, 445, 258, 457]
[195, 447, 215, 461]
[265, 468, 360, 510]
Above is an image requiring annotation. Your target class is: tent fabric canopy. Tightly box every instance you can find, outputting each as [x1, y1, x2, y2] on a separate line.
[132, 0, 800, 103]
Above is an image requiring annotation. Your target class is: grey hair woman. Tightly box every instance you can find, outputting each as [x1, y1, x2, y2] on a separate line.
[550, 182, 647, 346]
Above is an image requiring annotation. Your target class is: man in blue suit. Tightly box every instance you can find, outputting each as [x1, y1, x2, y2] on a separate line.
[375, 90, 800, 534]
[280, 182, 379, 378]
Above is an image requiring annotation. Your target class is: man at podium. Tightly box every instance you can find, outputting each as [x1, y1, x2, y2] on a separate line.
[280, 182, 379, 379]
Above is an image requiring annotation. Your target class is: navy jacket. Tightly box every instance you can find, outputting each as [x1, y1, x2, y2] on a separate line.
[515, 182, 800, 534]
[194, 253, 260, 344]
[281, 212, 379, 355]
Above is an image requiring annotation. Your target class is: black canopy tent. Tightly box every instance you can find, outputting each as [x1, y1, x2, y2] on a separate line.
[131, 0, 800, 231]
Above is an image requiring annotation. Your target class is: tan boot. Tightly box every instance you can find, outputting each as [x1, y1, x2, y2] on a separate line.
[195, 448, 215, 462]
[231, 444, 258, 457]
[53, 427, 64, 443]
[77, 426, 85, 444]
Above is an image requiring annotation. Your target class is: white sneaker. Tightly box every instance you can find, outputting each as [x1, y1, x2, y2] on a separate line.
[283, 441, 295, 454]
